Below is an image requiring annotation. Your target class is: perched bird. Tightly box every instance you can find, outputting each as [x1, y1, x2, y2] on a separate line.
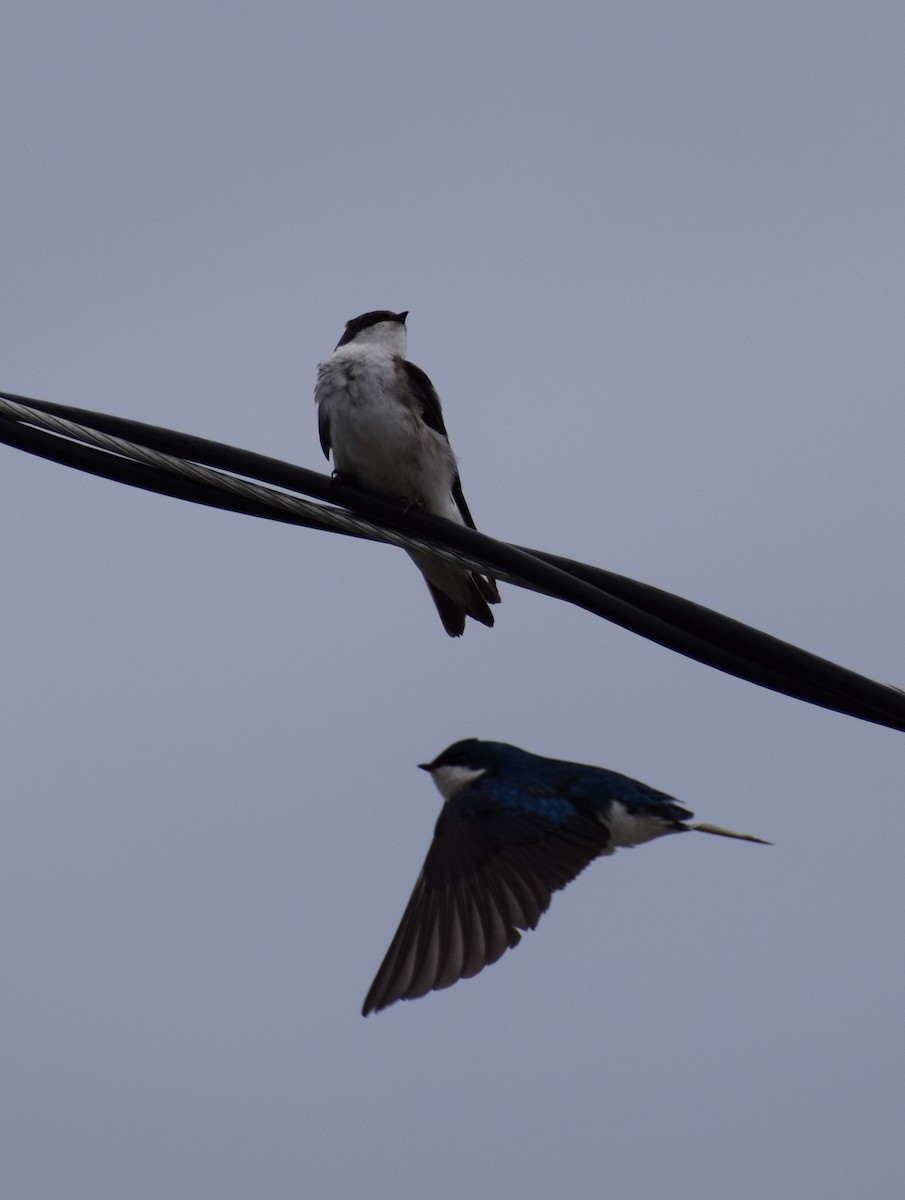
[363, 739, 769, 1015]
[315, 310, 500, 636]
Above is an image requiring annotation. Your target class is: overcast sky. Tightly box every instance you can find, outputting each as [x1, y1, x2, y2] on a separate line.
[2, 2, 904, 1197]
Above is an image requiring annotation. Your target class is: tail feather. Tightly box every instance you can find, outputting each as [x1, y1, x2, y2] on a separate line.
[691, 822, 771, 845]
[475, 574, 501, 605]
[426, 577, 496, 637]
[409, 548, 500, 636]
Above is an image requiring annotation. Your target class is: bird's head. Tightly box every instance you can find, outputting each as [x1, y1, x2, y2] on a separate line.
[335, 309, 408, 353]
[418, 739, 523, 800]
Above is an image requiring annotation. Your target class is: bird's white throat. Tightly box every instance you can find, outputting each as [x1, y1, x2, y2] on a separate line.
[429, 764, 487, 801]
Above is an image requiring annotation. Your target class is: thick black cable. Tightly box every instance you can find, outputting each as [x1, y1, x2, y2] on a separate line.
[0, 411, 357, 536]
[2, 390, 903, 733]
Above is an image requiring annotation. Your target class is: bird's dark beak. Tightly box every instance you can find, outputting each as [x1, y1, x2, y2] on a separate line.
[399, 311, 409, 323]
[417, 762, 432, 772]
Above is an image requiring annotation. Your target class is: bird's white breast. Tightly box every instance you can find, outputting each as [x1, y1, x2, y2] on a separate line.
[316, 345, 460, 519]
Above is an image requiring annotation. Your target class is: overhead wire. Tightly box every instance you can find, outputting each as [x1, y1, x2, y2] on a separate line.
[2, 389, 903, 733]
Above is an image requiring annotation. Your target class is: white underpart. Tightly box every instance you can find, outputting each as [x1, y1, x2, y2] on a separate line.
[429, 764, 487, 801]
[600, 800, 675, 850]
[316, 328, 477, 606]
[316, 343, 461, 520]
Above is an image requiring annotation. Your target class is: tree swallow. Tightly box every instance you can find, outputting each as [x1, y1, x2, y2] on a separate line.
[315, 310, 500, 636]
[363, 739, 769, 1015]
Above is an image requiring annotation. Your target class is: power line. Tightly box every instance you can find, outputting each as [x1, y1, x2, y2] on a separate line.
[3, 389, 903, 733]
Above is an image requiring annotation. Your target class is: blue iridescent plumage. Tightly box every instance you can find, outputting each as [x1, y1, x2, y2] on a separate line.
[363, 739, 768, 1015]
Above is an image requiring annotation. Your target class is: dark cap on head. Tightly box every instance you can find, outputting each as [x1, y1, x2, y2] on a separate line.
[336, 310, 408, 348]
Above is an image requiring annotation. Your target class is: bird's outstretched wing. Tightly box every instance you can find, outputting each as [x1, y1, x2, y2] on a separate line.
[362, 793, 608, 1015]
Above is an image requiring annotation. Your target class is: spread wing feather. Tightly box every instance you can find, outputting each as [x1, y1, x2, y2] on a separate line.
[362, 794, 609, 1015]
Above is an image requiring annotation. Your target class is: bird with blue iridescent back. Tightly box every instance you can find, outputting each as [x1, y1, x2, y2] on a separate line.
[363, 739, 769, 1015]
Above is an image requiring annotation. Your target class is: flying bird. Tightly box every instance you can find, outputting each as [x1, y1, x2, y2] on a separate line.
[363, 739, 769, 1015]
[315, 310, 500, 636]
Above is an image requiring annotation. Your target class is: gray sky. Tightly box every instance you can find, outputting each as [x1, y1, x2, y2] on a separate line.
[2, 2, 904, 1197]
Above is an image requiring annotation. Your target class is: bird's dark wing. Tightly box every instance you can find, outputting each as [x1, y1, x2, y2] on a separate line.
[362, 793, 608, 1015]
[402, 361, 449, 439]
[401, 360, 499, 603]
[450, 476, 479, 532]
[401, 361, 493, 545]
[317, 405, 331, 460]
